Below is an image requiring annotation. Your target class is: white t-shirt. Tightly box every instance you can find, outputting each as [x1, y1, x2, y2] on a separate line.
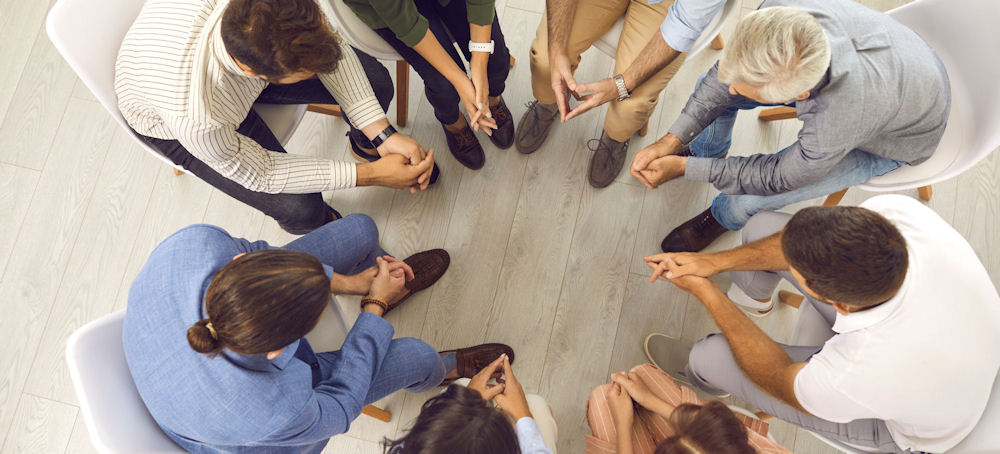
[793, 195, 1000, 453]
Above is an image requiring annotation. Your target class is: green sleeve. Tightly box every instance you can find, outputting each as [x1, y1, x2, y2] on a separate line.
[352, 0, 430, 47]
[464, 0, 495, 26]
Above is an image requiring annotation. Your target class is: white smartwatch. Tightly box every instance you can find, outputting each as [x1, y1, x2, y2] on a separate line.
[468, 40, 495, 54]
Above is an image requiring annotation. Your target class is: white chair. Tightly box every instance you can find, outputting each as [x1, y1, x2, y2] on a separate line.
[592, 0, 740, 136]
[761, 0, 1000, 205]
[66, 310, 184, 453]
[46, 0, 315, 175]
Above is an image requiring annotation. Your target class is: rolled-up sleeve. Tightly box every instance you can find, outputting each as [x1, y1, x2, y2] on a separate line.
[657, 0, 726, 53]
[318, 38, 387, 131]
[466, 0, 495, 26]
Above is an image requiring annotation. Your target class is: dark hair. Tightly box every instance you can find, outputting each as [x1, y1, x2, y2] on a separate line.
[655, 401, 756, 454]
[781, 206, 908, 308]
[187, 249, 330, 356]
[384, 385, 520, 454]
[220, 0, 342, 79]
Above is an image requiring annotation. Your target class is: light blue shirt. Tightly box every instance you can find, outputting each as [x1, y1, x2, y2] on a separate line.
[516, 417, 554, 453]
[650, 0, 727, 52]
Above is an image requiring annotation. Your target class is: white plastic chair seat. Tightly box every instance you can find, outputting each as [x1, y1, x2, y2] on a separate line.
[67, 311, 184, 453]
[593, 0, 739, 60]
[251, 104, 309, 146]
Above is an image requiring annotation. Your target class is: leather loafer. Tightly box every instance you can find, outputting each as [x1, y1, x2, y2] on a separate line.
[385, 249, 450, 314]
[487, 96, 515, 149]
[442, 123, 485, 170]
[660, 208, 729, 252]
[439, 343, 515, 385]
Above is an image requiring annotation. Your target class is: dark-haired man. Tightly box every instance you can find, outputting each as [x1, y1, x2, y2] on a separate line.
[116, 0, 437, 234]
[644, 195, 1000, 453]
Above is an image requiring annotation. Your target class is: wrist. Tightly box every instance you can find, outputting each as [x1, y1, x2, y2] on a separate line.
[361, 296, 388, 316]
[356, 162, 374, 187]
[509, 407, 532, 421]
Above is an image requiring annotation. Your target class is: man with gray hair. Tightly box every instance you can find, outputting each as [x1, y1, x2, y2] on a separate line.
[630, 0, 950, 253]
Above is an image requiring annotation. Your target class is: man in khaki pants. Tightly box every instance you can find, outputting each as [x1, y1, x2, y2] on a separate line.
[515, 0, 725, 188]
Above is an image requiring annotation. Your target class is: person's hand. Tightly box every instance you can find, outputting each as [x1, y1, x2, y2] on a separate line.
[366, 256, 412, 305]
[493, 355, 532, 421]
[549, 53, 577, 122]
[375, 133, 433, 190]
[468, 354, 507, 401]
[636, 155, 686, 189]
[455, 78, 497, 134]
[659, 258, 720, 299]
[564, 77, 617, 121]
[644, 252, 722, 283]
[607, 383, 635, 430]
[470, 53, 491, 126]
[357, 152, 435, 194]
[335, 266, 378, 295]
[611, 371, 658, 409]
[631, 135, 682, 188]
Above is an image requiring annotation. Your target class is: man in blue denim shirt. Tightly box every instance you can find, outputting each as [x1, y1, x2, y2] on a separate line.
[123, 214, 514, 453]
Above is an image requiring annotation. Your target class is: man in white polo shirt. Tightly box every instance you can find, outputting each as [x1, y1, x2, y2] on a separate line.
[642, 195, 1000, 453]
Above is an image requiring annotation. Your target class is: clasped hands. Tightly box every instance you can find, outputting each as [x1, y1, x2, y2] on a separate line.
[365, 133, 435, 194]
[644, 251, 723, 299]
[468, 354, 534, 421]
[606, 369, 661, 430]
[335, 256, 414, 317]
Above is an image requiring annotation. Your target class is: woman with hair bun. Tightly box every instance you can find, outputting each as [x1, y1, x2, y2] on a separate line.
[123, 214, 514, 453]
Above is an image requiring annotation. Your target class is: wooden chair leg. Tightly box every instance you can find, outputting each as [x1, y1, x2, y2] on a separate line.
[822, 188, 849, 207]
[362, 405, 391, 423]
[396, 60, 409, 127]
[710, 34, 724, 50]
[510, 55, 516, 68]
[918, 185, 933, 201]
[306, 104, 342, 117]
[639, 120, 649, 137]
[173, 168, 184, 176]
[758, 106, 797, 122]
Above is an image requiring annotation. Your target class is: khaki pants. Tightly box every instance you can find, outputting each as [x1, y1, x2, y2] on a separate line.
[529, 0, 687, 142]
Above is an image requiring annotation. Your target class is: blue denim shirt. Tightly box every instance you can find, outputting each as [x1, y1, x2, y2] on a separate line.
[123, 225, 395, 453]
[651, 0, 727, 52]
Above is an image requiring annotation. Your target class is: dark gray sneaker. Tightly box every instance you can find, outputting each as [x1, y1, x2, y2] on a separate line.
[587, 132, 629, 188]
[514, 100, 558, 154]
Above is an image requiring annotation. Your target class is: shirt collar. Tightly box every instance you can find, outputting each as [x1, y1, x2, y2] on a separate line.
[223, 339, 301, 372]
[831, 270, 911, 334]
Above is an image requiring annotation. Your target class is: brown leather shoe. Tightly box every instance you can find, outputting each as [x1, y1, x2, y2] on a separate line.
[385, 249, 450, 314]
[439, 343, 515, 385]
[442, 123, 485, 169]
[487, 97, 515, 149]
[660, 208, 729, 252]
[587, 132, 629, 188]
[514, 100, 558, 154]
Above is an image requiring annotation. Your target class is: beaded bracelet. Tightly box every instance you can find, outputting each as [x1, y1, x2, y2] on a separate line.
[360, 296, 389, 314]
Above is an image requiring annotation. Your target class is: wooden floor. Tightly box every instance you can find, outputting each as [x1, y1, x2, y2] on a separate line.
[1, 0, 997, 453]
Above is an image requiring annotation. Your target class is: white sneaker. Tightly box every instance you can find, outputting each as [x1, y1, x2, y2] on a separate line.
[727, 285, 774, 317]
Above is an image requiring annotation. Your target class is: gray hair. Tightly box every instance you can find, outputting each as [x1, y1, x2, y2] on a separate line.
[718, 7, 831, 103]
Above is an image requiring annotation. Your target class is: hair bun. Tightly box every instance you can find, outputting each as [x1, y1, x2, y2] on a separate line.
[187, 319, 221, 355]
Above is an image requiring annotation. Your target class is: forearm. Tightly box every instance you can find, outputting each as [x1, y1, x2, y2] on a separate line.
[621, 33, 680, 91]
[329, 273, 363, 295]
[710, 232, 788, 272]
[615, 422, 634, 454]
[642, 396, 677, 421]
[412, 30, 470, 87]
[546, 0, 577, 56]
[469, 23, 492, 72]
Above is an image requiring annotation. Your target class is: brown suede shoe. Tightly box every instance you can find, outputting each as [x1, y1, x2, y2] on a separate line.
[439, 343, 515, 386]
[514, 100, 558, 154]
[442, 123, 485, 169]
[385, 249, 450, 314]
[587, 132, 629, 188]
[487, 96, 515, 149]
[660, 208, 729, 252]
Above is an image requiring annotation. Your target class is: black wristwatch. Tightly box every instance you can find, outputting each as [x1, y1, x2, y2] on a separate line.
[370, 125, 397, 148]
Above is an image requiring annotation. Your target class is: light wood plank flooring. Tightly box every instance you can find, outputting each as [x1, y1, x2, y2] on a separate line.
[1, 1, 997, 453]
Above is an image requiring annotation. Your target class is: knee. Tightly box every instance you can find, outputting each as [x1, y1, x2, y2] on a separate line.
[742, 211, 788, 245]
[529, 43, 550, 78]
[342, 213, 380, 249]
[398, 338, 444, 392]
[688, 334, 734, 384]
[272, 194, 328, 229]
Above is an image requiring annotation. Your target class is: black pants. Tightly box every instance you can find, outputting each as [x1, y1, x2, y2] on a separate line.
[374, 0, 510, 125]
[133, 47, 393, 234]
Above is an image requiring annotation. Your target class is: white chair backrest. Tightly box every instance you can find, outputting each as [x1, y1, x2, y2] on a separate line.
[860, 0, 1000, 191]
[324, 0, 402, 60]
[66, 311, 184, 453]
[594, 0, 740, 60]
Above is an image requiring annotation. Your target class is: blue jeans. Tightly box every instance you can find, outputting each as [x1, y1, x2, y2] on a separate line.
[687, 74, 904, 231]
[283, 214, 457, 400]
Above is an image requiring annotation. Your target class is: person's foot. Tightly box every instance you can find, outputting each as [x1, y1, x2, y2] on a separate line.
[384, 249, 450, 314]
[486, 96, 515, 149]
[350, 136, 439, 185]
[587, 132, 629, 188]
[643, 333, 693, 387]
[727, 285, 774, 317]
[442, 121, 485, 170]
[439, 343, 515, 386]
[279, 205, 342, 235]
[514, 100, 558, 154]
[660, 208, 729, 253]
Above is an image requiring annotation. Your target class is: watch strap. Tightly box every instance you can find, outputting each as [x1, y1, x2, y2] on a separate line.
[613, 74, 630, 102]
[468, 40, 495, 54]
[370, 124, 397, 148]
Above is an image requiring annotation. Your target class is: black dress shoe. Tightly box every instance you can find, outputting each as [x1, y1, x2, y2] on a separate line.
[661, 208, 729, 252]
[487, 96, 515, 149]
[441, 123, 485, 170]
[350, 136, 439, 185]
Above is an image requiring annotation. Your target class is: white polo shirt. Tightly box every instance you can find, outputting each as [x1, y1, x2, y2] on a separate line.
[793, 195, 1000, 453]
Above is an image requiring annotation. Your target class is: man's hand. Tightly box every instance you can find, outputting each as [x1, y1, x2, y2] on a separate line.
[564, 77, 617, 121]
[644, 252, 723, 283]
[493, 355, 532, 421]
[455, 77, 497, 134]
[607, 383, 635, 430]
[549, 54, 577, 122]
[468, 354, 506, 401]
[660, 258, 721, 299]
[330, 267, 378, 295]
[630, 135, 683, 187]
[375, 133, 433, 190]
[367, 256, 414, 305]
[357, 152, 434, 193]
[636, 155, 686, 189]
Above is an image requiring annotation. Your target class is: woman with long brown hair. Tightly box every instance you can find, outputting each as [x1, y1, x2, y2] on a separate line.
[123, 214, 513, 453]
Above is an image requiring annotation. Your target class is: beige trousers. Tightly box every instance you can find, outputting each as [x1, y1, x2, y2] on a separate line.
[529, 0, 687, 142]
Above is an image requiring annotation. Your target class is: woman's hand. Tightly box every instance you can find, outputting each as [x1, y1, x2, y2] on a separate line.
[608, 383, 635, 430]
[455, 77, 497, 134]
[468, 354, 506, 400]
[366, 256, 414, 305]
[493, 355, 532, 421]
[612, 371, 658, 409]
[470, 53, 491, 126]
